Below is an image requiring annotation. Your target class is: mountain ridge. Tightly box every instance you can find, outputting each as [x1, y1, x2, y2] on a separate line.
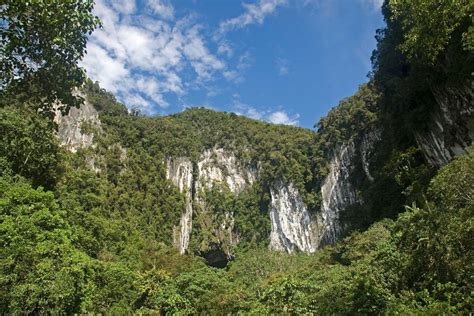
[1, 0, 473, 313]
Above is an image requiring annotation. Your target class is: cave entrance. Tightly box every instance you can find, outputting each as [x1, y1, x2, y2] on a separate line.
[201, 249, 232, 268]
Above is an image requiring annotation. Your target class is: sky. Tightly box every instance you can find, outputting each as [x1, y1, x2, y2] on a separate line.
[81, 0, 385, 129]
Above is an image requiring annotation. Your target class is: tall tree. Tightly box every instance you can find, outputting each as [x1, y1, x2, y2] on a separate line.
[388, 0, 473, 64]
[0, 0, 100, 116]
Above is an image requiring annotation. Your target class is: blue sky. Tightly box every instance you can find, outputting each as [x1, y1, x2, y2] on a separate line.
[82, 0, 385, 129]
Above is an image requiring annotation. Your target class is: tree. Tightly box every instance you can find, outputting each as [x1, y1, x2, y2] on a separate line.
[0, 106, 62, 188]
[0, 177, 97, 314]
[388, 0, 473, 64]
[0, 0, 100, 115]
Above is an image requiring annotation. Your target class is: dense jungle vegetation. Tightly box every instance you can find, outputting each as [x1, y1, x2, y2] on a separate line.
[1, 0, 473, 314]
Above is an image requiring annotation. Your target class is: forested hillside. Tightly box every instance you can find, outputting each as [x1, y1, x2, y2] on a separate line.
[1, 0, 473, 314]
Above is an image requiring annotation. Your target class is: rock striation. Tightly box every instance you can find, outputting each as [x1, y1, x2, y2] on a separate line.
[415, 84, 473, 167]
[166, 148, 256, 254]
[166, 157, 194, 254]
[56, 86, 473, 256]
[54, 100, 100, 153]
[269, 181, 318, 253]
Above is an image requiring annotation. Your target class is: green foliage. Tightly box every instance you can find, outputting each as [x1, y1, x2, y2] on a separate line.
[80, 82, 316, 253]
[190, 184, 270, 255]
[373, 0, 473, 133]
[309, 84, 380, 211]
[2, 109, 472, 314]
[0, 0, 100, 114]
[83, 79, 129, 117]
[0, 177, 96, 313]
[396, 153, 474, 295]
[260, 276, 318, 314]
[0, 106, 63, 188]
[1, 0, 473, 313]
[135, 269, 194, 314]
[314, 84, 379, 159]
[389, 0, 473, 64]
[249, 154, 472, 314]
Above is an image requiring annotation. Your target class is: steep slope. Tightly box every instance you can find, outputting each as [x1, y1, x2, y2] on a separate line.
[55, 82, 379, 260]
[55, 86, 317, 259]
[2, 1, 472, 313]
[56, 71, 472, 263]
[52, 2, 473, 263]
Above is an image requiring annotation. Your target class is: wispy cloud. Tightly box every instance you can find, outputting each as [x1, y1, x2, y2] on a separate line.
[275, 57, 289, 76]
[223, 51, 253, 83]
[233, 100, 265, 120]
[232, 99, 299, 125]
[147, 0, 174, 20]
[213, 0, 286, 84]
[82, 0, 293, 114]
[81, 0, 231, 113]
[218, 0, 287, 35]
[110, 0, 136, 14]
[217, 40, 233, 57]
[267, 110, 299, 125]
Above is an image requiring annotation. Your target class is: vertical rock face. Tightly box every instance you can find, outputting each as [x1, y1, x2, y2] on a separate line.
[54, 100, 100, 153]
[319, 143, 359, 245]
[196, 148, 256, 195]
[415, 85, 473, 167]
[166, 158, 194, 254]
[360, 129, 381, 182]
[248, 130, 381, 254]
[269, 182, 317, 253]
[55, 101, 385, 255]
[166, 148, 256, 254]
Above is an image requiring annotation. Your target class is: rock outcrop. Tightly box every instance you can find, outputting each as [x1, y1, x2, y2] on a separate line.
[360, 129, 381, 182]
[54, 100, 100, 153]
[269, 181, 318, 253]
[268, 127, 382, 253]
[166, 157, 194, 254]
[167, 130, 383, 255]
[415, 84, 473, 167]
[196, 148, 256, 196]
[55, 85, 473, 258]
[319, 143, 359, 245]
[166, 148, 256, 255]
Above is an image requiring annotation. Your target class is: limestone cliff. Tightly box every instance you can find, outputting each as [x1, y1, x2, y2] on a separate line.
[268, 128, 381, 253]
[54, 100, 100, 153]
[415, 84, 473, 167]
[165, 127, 381, 255]
[166, 148, 256, 256]
[269, 181, 318, 253]
[166, 157, 194, 254]
[55, 85, 471, 258]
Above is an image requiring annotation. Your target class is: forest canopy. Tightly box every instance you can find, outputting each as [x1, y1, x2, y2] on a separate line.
[0, 0, 473, 314]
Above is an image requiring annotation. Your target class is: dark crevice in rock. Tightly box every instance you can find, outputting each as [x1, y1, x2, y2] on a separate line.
[201, 249, 232, 268]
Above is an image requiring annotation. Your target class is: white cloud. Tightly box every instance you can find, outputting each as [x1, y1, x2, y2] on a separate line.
[183, 27, 225, 80]
[81, 43, 129, 93]
[82, 0, 294, 115]
[237, 51, 253, 70]
[268, 111, 299, 125]
[124, 94, 153, 110]
[217, 41, 233, 57]
[81, 0, 234, 113]
[218, 0, 287, 34]
[110, 0, 136, 14]
[232, 100, 299, 125]
[223, 70, 241, 82]
[233, 101, 264, 120]
[147, 0, 174, 20]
